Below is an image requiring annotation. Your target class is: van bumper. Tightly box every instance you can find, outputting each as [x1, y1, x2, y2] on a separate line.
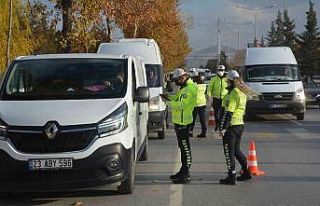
[148, 110, 166, 131]
[246, 100, 306, 115]
[0, 143, 130, 192]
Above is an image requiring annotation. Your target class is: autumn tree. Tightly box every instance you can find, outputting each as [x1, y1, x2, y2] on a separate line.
[0, 0, 34, 72]
[28, 0, 58, 54]
[109, 0, 191, 71]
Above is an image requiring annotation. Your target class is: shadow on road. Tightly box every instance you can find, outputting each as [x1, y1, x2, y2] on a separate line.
[0, 190, 119, 205]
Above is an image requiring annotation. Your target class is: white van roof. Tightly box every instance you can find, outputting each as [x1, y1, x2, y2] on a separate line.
[245, 47, 297, 66]
[98, 39, 162, 65]
[15, 53, 128, 61]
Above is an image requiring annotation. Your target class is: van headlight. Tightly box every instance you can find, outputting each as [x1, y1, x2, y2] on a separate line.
[294, 88, 305, 100]
[0, 121, 7, 141]
[247, 94, 260, 101]
[97, 103, 128, 137]
[149, 96, 160, 111]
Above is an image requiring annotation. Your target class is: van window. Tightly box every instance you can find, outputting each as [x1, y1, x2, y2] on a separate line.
[146, 64, 163, 87]
[244, 65, 300, 82]
[1, 59, 127, 100]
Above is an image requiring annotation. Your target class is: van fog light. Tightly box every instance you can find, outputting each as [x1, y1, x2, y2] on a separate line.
[108, 161, 119, 170]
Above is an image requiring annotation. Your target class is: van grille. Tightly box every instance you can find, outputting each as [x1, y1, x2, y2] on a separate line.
[262, 92, 293, 101]
[7, 126, 97, 154]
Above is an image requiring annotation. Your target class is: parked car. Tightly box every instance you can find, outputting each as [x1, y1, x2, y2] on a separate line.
[303, 78, 320, 108]
[0, 53, 149, 194]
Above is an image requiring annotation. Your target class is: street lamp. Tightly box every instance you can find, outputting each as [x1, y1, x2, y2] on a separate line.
[236, 3, 277, 46]
[224, 20, 253, 50]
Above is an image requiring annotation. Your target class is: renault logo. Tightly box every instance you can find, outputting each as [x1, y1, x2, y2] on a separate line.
[44, 122, 59, 139]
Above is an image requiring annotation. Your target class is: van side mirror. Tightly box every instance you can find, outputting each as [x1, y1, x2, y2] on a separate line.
[135, 87, 150, 103]
[165, 80, 173, 92]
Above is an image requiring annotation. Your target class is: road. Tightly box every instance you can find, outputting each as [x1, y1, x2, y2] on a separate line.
[1, 108, 320, 206]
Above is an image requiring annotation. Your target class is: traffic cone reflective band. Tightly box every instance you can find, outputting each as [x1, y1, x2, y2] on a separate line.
[208, 108, 215, 126]
[247, 140, 265, 176]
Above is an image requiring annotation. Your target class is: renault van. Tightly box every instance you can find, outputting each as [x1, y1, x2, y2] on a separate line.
[241, 47, 306, 120]
[0, 54, 149, 194]
[98, 38, 168, 139]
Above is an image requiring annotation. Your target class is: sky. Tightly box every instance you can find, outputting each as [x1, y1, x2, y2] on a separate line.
[180, 0, 320, 52]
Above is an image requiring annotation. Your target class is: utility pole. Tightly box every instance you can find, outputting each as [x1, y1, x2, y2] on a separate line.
[217, 18, 221, 65]
[237, 4, 276, 47]
[224, 20, 252, 50]
[6, 0, 13, 67]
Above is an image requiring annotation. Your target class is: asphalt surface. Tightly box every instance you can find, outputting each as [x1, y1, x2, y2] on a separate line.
[1, 108, 320, 206]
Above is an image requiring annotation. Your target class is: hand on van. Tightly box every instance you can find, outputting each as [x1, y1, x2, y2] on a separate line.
[160, 93, 170, 101]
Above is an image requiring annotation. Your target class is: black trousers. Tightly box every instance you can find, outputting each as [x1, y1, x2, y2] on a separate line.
[174, 124, 192, 171]
[212, 97, 223, 125]
[222, 125, 249, 175]
[190, 106, 207, 134]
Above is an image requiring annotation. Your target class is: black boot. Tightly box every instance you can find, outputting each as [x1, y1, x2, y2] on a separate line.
[219, 173, 236, 185]
[237, 172, 252, 181]
[170, 169, 183, 180]
[172, 168, 190, 184]
[197, 132, 206, 138]
[172, 172, 191, 184]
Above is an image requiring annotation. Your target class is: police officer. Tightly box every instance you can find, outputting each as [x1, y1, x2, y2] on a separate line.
[218, 70, 252, 185]
[208, 65, 228, 131]
[189, 75, 207, 138]
[163, 68, 197, 184]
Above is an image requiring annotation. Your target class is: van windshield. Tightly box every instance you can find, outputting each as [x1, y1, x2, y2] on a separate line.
[1, 58, 127, 100]
[146, 64, 163, 87]
[244, 65, 300, 82]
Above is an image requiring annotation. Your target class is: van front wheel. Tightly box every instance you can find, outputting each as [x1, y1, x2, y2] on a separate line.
[139, 137, 148, 161]
[296, 113, 305, 121]
[157, 120, 166, 139]
[118, 149, 135, 194]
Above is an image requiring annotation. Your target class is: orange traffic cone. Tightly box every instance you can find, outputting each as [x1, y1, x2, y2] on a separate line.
[247, 140, 265, 176]
[208, 108, 215, 126]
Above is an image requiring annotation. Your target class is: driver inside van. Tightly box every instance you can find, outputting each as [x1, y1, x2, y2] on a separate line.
[85, 70, 124, 92]
[147, 70, 158, 87]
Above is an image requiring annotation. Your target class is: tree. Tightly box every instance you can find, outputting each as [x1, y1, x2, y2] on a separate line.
[266, 21, 277, 46]
[109, 0, 191, 71]
[0, 0, 34, 72]
[283, 9, 296, 49]
[297, 1, 320, 77]
[275, 10, 285, 46]
[206, 59, 218, 71]
[260, 35, 266, 47]
[28, 0, 58, 54]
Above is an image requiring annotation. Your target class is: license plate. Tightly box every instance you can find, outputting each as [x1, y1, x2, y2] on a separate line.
[28, 158, 73, 171]
[269, 104, 287, 108]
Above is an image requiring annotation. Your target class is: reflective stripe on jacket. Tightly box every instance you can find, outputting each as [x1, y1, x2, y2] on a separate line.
[208, 75, 228, 99]
[168, 79, 197, 125]
[222, 88, 247, 126]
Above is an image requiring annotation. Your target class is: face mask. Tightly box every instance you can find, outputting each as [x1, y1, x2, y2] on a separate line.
[217, 71, 224, 77]
[175, 80, 183, 86]
[227, 81, 235, 92]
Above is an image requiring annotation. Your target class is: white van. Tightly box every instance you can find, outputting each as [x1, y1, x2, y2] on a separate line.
[0, 54, 149, 194]
[241, 47, 306, 120]
[98, 38, 168, 139]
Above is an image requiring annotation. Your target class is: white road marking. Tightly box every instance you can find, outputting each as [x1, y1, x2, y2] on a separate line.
[169, 150, 183, 206]
[287, 128, 320, 139]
